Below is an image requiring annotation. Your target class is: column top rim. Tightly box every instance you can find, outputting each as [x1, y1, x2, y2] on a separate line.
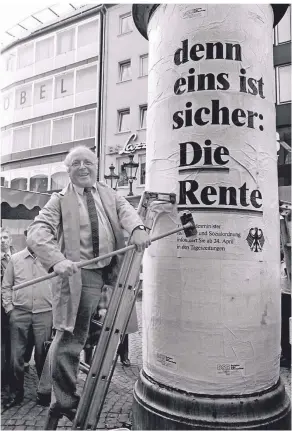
[132, 4, 289, 40]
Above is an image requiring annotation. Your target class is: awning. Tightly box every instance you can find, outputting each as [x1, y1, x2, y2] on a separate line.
[1, 187, 50, 210]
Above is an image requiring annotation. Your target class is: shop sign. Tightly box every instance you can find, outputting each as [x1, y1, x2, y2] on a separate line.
[3, 75, 72, 111]
[119, 133, 146, 154]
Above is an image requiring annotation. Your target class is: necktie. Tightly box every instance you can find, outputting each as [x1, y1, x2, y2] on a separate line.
[84, 187, 99, 257]
[1, 253, 10, 275]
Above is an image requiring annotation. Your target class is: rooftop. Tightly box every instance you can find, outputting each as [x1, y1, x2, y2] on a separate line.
[1, 2, 89, 49]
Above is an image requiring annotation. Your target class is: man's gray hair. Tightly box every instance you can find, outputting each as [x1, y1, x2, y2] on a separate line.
[0, 227, 11, 236]
[64, 146, 97, 168]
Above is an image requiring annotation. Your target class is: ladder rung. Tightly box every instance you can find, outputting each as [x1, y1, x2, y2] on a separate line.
[80, 361, 90, 374]
[91, 319, 103, 328]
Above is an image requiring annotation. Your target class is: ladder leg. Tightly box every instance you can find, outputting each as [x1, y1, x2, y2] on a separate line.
[84, 253, 145, 429]
[72, 249, 137, 429]
[43, 411, 61, 430]
[84, 345, 94, 366]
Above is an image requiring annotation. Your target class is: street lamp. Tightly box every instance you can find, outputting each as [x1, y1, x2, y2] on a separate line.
[123, 154, 139, 196]
[104, 164, 120, 190]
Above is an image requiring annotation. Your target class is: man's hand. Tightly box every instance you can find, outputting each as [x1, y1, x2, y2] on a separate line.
[98, 308, 107, 323]
[53, 259, 79, 278]
[130, 229, 151, 253]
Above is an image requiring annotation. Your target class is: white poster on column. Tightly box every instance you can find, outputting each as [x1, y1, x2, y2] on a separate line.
[143, 4, 281, 395]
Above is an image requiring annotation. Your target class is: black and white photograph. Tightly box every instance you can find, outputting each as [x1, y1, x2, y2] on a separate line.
[0, 2, 291, 430]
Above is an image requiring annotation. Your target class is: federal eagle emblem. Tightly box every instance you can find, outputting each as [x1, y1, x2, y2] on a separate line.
[246, 228, 265, 252]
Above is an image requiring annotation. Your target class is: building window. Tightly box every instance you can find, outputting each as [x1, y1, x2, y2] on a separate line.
[2, 91, 12, 113]
[52, 117, 72, 144]
[5, 53, 15, 72]
[15, 85, 32, 109]
[11, 178, 27, 191]
[1, 130, 12, 156]
[12, 127, 30, 152]
[78, 19, 99, 48]
[31, 121, 51, 148]
[117, 157, 129, 187]
[119, 13, 133, 35]
[55, 72, 74, 99]
[119, 60, 132, 82]
[276, 65, 291, 104]
[139, 154, 146, 185]
[17, 42, 33, 69]
[30, 175, 48, 193]
[56, 27, 75, 55]
[36, 37, 54, 63]
[139, 105, 147, 129]
[118, 109, 130, 133]
[277, 127, 291, 166]
[51, 172, 69, 191]
[36, 36, 54, 62]
[76, 65, 97, 93]
[279, 141, 292, 165]
[74, 110, 96, 140]
[275, 6, 291, 44]
[140, 54, 148, 77]
[34, 78, 53, 104]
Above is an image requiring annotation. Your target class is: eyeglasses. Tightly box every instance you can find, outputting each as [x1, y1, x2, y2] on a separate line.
[71, 160, 95, 168]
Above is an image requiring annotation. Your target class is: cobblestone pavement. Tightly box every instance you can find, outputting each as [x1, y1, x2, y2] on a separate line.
[1, 298, 291, 430]
[1, 300, 143, 430]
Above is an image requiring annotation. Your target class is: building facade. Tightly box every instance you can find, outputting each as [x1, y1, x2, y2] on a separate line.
[273, 7, 292, 202]
[1, 4, 291, 201]
[1, 4, 102, 193]
[99, 4, 148, 198]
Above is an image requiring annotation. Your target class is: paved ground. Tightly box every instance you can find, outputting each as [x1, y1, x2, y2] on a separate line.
[1, 300, 143, 430]
[1, 298, 291, 430]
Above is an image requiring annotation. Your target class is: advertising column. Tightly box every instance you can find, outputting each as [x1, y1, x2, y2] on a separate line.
[132, 4, 290, 430]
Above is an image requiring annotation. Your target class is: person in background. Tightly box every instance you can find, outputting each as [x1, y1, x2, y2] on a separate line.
[1, 227, 14, 389]
[280, 251, 291, 367]
[1, 228, 14, 277]
[23, 328, 34, 373]
[2, 230, 53, 408]
[27, 146, 150, 424]
[118, 334, 131, 367]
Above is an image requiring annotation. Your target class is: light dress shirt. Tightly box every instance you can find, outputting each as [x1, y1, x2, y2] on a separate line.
[73, 184, 115, 269]
[2, 248, 52, 314]
[1, 250, 12, 282]
[1, 250, 11, 260]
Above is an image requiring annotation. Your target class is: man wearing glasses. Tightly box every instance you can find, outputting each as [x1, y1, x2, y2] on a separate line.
[27, 146, 150, 422]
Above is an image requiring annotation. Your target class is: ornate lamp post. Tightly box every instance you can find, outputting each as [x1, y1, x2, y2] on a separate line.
[123, 154, 139, 196]
[104, 164, 119, 190]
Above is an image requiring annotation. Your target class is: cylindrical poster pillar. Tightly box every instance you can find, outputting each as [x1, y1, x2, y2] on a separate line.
[132, 4, 290, 430]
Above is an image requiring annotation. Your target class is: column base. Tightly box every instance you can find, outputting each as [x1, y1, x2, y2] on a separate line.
[132, 370, 291, 430]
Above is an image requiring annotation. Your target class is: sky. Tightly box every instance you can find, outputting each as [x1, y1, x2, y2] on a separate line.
[0, 0, 93, 47]
[1, 0, 53, 33]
